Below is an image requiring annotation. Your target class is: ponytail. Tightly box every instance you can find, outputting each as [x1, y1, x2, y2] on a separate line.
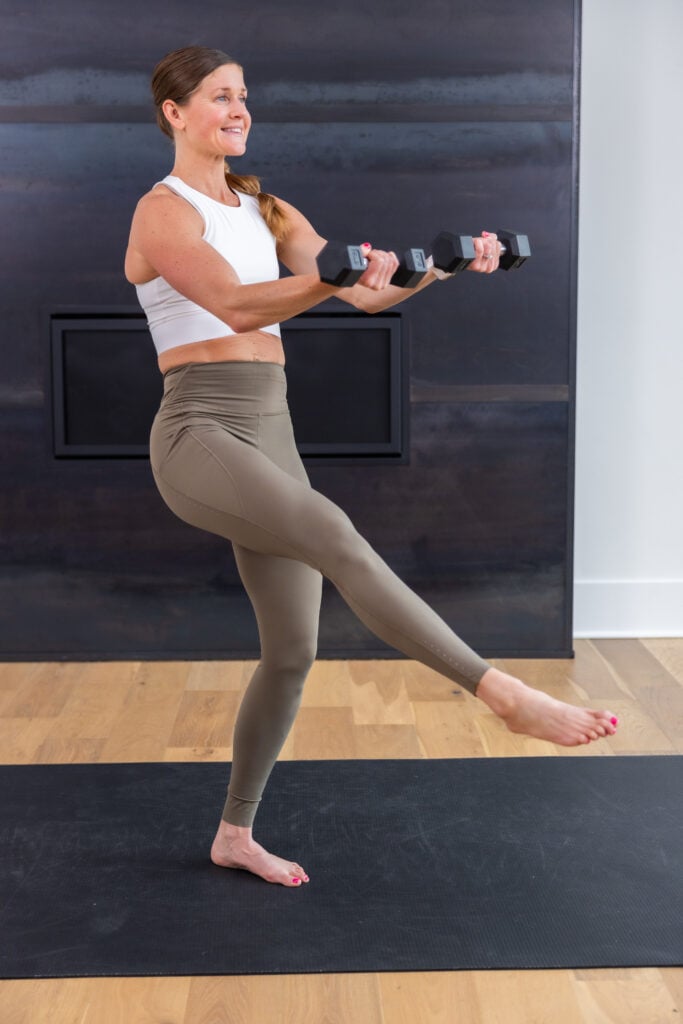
[225, 169, 289, 242]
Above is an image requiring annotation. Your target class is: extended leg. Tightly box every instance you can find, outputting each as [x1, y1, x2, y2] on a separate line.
[154, 426, 619, 749]
[152, 424, 489, 693]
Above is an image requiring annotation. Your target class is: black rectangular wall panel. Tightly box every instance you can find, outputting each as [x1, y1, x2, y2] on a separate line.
[0, 0, 581, 659]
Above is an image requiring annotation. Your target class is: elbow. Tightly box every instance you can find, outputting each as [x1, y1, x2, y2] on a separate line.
[222, 309, 264, 334]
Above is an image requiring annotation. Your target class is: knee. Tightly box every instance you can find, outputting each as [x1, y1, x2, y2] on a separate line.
[262, 633, 317, 688]
[323, 517, 375, 579]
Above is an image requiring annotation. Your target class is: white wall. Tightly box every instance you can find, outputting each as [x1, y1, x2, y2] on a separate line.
[574, 0, 683, 636]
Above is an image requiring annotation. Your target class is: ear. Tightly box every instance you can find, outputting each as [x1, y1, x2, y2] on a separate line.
[161, 98, 185, 133]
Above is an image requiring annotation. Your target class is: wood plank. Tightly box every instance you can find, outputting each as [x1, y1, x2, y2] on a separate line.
[0, 662, 79, 718]
[0, 716, 60, 764]
[353, 724, 423, 759]
[573, 966, 679, 1023]
[163, 746, 232, 762]
[184, 973, 383, 1024]
[300, 659, 352, 707]
[473, 970, 585, 1023]
[98, 662, 188, 762]
[168, 691, 240, 748]
[292, 707, 356, 759]
[592, 639, 683, 745]
[401, 660, 467, 702]
[661, 968, 683, 1013]
[565, 640, 634, 702]
[413, 700, 487, 757]
[44, 662, 139, 753]
[185, 660, 256, 691]
[0, 978, 69, 1024]
[348, 660, 415, 725]
[379, 971, 481, 1024]
[642, 638, 683, 684]
[80, 976, 191, 1024]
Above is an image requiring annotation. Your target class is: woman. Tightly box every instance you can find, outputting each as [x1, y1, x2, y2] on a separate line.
[125, 46, 618, 888]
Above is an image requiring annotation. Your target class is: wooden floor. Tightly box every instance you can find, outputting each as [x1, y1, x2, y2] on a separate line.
[1, 638, 681, 1023]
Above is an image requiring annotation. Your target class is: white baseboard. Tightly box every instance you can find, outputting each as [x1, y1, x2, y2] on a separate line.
[573, 580, 683, 638]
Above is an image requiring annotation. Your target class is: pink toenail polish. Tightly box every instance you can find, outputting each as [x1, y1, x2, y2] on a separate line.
[611, 717, 618, 725]
[292, 877, 301, 884]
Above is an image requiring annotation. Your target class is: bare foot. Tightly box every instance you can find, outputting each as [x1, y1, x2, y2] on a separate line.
[210, 821, 309, 887]
[475, 668, 619, 746]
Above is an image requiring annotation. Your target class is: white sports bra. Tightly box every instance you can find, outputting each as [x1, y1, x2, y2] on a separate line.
[135, 174, 281, 355]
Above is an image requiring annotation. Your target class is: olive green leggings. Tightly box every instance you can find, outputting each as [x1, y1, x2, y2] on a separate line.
[149, 361, 490, 827]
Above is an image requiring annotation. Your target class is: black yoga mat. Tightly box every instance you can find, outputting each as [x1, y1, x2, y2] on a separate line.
[1, 756, 681, 978]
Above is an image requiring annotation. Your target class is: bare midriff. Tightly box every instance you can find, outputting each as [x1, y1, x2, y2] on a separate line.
[157, 329, 285, 373]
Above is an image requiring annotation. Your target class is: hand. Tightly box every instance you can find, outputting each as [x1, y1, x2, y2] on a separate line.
[356, 243, 400, 290]
[467, 231, 501, 274]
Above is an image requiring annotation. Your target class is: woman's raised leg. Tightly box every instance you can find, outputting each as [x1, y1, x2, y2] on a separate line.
[154, 424, 618, 752]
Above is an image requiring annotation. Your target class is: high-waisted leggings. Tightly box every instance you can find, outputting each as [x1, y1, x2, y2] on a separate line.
[150, 361, 491, 827]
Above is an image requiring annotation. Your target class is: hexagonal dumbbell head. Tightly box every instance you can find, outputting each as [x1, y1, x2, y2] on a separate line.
[496, 229, 531, 271]
[391, 248, 429, 288]
[317, 241, 368, 287]
[431, 232, 477, 275]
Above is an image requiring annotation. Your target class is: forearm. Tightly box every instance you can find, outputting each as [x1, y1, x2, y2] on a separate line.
[221, 274, 339, 332]
[343, 267, 441, 314]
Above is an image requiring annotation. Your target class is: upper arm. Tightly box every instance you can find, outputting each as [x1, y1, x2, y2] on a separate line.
[274, 197, 377, 312]
[126, 189, 243, 320]
[275, 197, 328, 275]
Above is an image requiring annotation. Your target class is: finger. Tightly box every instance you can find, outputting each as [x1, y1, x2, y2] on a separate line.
[363, 251, 387, 289]
[477, 233, 499, 273]
[482, 231, 501, 273]
[380, 250, 399, 289]
[360, 249, 396, 290]
[471, 235, 486, 259]
[468, 237, 488, 273]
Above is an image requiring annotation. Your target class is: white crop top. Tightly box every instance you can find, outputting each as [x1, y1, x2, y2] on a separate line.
[135, 174, 281, 355]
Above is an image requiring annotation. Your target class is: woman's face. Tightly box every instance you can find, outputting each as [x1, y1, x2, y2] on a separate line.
[170, 63, 252, 157]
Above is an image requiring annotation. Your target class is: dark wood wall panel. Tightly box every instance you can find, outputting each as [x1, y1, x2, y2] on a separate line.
[0, 0, 580, 659]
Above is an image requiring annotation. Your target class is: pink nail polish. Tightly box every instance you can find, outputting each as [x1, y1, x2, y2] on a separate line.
[610, 716, 618, 726]
[292, 877, 301, 885]
[482, 230, 490, 237]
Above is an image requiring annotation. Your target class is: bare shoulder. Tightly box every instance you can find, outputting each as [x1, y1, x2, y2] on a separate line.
[125, 185, 203, 283]
[132, 184, 199, 228]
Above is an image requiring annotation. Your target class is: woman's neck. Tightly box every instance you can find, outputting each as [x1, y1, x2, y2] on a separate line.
[169, 155, 234, 204]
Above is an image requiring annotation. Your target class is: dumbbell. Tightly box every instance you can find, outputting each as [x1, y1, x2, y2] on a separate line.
[317, 230, 531, 288]
[317, 240, 430, 289]
[390, 229, 530, 286]
[430, 229, 531, 276]
[316, 241, 368, 286]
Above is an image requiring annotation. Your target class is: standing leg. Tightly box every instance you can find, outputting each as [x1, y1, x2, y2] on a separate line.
[210, 545, 322, 886]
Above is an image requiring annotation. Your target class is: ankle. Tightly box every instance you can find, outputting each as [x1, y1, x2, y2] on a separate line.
[475, 668, 525, 718]
[217, 821, 254, 844]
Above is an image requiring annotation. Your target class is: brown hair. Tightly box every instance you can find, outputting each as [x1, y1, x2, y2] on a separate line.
[151, 46, 288, 240]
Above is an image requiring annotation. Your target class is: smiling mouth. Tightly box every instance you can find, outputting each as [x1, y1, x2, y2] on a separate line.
[222, 127, 244, 135]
